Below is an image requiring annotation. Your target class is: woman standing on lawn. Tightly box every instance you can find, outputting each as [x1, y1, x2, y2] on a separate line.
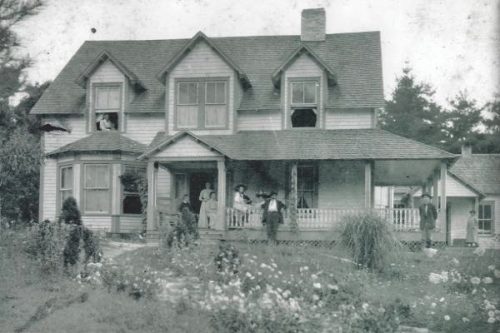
[466, 209, 478, 247]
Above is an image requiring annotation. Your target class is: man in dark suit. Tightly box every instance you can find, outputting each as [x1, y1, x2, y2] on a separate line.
[419, 193, 438, 249]
[261, 191, 286, 243]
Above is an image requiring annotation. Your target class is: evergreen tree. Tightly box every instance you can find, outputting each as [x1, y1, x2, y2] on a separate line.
[380, 67, 445, 147]
[476, 98, 500, 153]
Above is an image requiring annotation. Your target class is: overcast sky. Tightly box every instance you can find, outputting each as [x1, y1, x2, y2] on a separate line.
[14, 0, 500, 106]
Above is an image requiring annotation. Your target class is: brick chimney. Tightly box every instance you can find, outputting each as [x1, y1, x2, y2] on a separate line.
[301, 8, 326, 42]
[461, 144, 472, 156]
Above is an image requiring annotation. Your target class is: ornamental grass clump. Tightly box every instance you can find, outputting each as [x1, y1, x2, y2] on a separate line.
[338, 213, 401, 271]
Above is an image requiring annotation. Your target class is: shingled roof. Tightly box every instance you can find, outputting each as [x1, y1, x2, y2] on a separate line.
[47, 131, 146, 157]
[450, 154, 500, 195]
[31, 31, 384, 115]
[141, 130, 456, 161]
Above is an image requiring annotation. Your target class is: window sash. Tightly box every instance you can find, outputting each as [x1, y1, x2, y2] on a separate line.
[176, 79, 228, 129]
[291, 81, 317, 105]
[60, 166, 73, 190]
[478, 203, 494, 234]
[95, 86, 122, 112]
[84, 164, 110, 213]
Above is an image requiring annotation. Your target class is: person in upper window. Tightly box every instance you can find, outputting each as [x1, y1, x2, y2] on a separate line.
[261, 191, 286, 243]
[97, 113, 113, 131]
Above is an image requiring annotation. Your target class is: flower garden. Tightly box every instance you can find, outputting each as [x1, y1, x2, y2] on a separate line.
[0, 222, 499, 332]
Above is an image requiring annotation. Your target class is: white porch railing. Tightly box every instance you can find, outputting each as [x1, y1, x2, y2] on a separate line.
[225, 207, 420, 232]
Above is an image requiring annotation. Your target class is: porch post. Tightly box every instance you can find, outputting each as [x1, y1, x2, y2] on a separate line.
[364, 161, 373, 209]
[289, 161, 298, 231]
[146, 161, 157, 234]
[432, 171, 439, 208]
[439, 161, 447, 233]
[217, 159, 227, 231]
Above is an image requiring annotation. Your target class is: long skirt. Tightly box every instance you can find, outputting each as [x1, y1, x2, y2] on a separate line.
[198, 201, 208, 228]
[466, 221, 477, 243]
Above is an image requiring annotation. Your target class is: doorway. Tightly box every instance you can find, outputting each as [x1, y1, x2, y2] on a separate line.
[189, 172, 217, 214]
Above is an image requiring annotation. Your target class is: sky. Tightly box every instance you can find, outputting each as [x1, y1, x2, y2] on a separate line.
[13, 0, 500, 106]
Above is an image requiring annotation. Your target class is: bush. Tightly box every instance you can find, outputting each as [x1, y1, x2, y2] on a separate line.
[58, 197, 82, 225]
[25, 220, 69, 274]
[337, 212, 401, 271]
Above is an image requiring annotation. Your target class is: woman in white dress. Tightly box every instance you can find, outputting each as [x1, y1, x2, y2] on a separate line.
[233, 184, 252, 226]
[206, 192, 218, 229]
[198, 182, 212, 228]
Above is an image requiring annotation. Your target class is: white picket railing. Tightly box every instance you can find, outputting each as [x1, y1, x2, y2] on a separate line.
[225, 207, 420, 231]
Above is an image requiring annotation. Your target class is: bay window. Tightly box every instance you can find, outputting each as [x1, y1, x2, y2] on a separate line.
[59, 166, 73, 207]
[84, 164, 110, 213]
[176, 78, 228, 129]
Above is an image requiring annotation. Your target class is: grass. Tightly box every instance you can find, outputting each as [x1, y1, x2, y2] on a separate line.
[1, 227, 499, 332]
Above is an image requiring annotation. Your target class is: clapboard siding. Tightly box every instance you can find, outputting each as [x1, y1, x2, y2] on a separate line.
[283, 53, 325, 129]
[237, 110, 282, 131]
[125, 114, 165, 145]
[440, 174, 477, 197]
[155, 136, 222, 158]
[82, 215, 112, 231]
[167, 41, 235, 135]
[318, 161, 365, 208]
[42, 158, 57, 221]
[119, 216, 143, 233]
[325, 109, 374, 129]
[90, 60, 125, 83]
[43, 116, 87, 153]
[157, 166, 171, 198]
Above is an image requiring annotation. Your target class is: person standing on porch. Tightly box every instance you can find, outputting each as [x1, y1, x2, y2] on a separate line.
[466, 210, 478, 247]
[234, 184, 252, 226]
[198, 182, 212, 228]
[419, 193, 438, 249]
[206, 192, 218, 229]
[261, 191, 286, 243]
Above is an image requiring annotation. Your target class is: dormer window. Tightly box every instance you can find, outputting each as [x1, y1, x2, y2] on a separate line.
[175, 78, 228, 129]
[289, 79, 319, 128]
[92, 84, 122, 131]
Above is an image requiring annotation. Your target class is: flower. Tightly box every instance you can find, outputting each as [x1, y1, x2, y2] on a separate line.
[494, 269, 500, 279]
[312, 294, 320, 301]
[431, 302, 437, 308]
[327, 284, 339, 291]
[488, 265, 495, 271]
[473, 246, 486, 256]
[444, 315, 450, 321]
[313, 282, 321, 289]
[462, 317, 470, 323]
[488, 310, 495, 317]
[471, 277, 481, 285]
[487, 317, 496, 324]
[450, 258, 460, 266]
[483, 277, 493, 284]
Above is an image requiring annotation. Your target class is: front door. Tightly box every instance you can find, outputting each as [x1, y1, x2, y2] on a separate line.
[189, 172, 217, 214]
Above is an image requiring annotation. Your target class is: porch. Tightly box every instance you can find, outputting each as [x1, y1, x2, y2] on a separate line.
[140, 131, 456, 243]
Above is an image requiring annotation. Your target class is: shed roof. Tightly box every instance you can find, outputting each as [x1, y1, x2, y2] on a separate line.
[450, 154, 500, 195]
[142, 129, 456, 161]
[47, 131, 146, 156]
[31, 31, 384, 115]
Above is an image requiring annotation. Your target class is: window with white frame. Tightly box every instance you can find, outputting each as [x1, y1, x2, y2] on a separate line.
[93, 84, 121, 131]
[290, 80, 319, 128]
[297, 164, 318, 208]
[176, 79, 228, 129]
[478, 202, 494, 234]
[59, 166, 73, 207]
[84, 164, 110, 213]
[122, 166, 144, 215]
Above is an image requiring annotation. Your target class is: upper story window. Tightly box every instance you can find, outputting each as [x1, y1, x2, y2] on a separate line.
[289, 79, 319, 128]
[175, 78, 228, 129]
[92, 84, 122, 131]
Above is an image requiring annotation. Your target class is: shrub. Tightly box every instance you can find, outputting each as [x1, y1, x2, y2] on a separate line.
[25, 220, 69, 274]
[337, 212, 401, 271]
[58, 197, 82, 225]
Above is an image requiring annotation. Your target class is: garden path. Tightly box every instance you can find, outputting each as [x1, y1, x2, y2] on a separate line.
[101, 240, 202, 303]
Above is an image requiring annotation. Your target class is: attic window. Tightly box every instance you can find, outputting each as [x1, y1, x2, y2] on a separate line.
[93, 84, 121, 131]
[292, 108, 317, 127]
[289, 79, 319, 128]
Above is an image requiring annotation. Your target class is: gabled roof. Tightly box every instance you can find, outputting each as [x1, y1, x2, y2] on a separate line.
[450, 154, 500, 195]
[138, 131, 226, 160]
[31, 31, 384, 115]
[144, 129, 456, 161]
[271, 44, 336, 88]
[155, 31, 251, 89]
[46, 131, 146, 157]
[74, 50, 145, 90]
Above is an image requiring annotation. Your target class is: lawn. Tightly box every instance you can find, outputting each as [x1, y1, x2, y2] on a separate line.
[1, 227, 499, 332]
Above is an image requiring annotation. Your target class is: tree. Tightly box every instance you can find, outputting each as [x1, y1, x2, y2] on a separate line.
[441, 91, 483, 153]
[379, 67, 445, 147]
[475, 98, 500, 153]
[0, 0, 44, 224]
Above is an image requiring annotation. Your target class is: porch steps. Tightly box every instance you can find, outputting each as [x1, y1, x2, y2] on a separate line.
[198, 229, 224, 245]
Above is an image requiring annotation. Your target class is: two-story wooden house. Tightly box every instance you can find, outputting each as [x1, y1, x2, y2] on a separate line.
[32, 8, 456, 242]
